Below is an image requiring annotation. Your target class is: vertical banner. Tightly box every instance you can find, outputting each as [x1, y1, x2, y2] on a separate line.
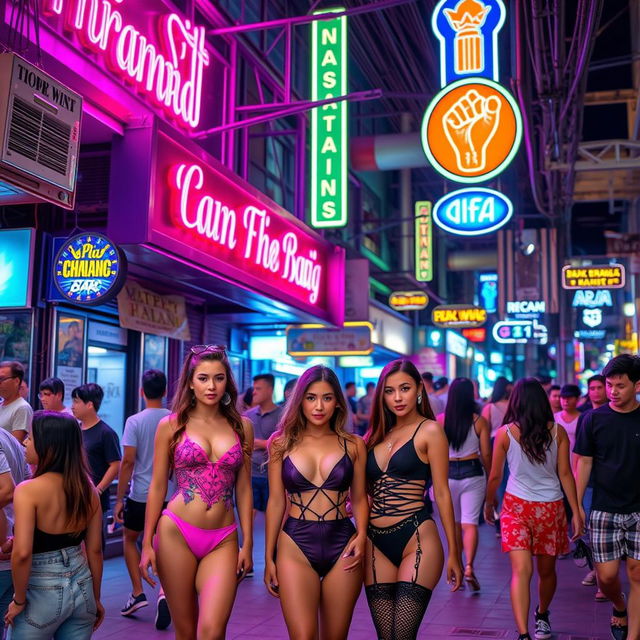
[311, 8, 347, 228]
[55, 313, 85, 408]
[415, 201, 434, 282]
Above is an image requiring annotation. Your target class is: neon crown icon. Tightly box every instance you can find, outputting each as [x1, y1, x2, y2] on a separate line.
[443, 0, 491, 33]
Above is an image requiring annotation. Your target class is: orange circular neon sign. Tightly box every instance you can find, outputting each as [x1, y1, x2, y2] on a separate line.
[421, 78, 522, 183]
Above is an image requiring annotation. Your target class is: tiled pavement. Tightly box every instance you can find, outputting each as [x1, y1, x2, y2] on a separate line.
[95, 513, 621, 639]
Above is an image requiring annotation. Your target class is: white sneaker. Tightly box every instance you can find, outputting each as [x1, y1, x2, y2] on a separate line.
[582, 569, 596, 586]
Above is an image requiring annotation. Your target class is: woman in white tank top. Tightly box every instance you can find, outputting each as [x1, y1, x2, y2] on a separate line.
[484, 379, 583, 640]
[439, 378, 491, 591]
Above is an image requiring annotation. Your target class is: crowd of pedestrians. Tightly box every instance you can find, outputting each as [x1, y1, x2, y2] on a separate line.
[0, 352, 638, 639]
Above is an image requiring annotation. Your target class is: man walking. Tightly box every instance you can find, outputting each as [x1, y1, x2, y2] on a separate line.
[72, 383, 121, 549]
[554, 384, 581, 468]
[0, 362, 32, 442]
[575, 355, 640, 640]
[37, 377, 73, 415]
[115, 370, 171, 629]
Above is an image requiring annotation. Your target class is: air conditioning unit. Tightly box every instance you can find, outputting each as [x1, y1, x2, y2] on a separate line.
[0, 53, 82, 209]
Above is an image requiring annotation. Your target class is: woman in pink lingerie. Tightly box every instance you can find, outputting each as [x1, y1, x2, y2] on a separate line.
[140, 345, 253, 639]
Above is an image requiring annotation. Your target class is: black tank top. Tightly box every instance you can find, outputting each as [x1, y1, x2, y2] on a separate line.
[33, 527, 86, 554]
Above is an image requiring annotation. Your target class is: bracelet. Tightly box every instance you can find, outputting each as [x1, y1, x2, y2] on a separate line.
[12, 597, 26, 606]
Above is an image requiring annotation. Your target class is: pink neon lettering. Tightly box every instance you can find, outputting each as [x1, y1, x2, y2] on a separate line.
[45, 0, 209, 129]
[171, 163, 323, 305]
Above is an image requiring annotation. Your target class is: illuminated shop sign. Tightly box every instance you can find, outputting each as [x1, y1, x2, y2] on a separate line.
[581, 308, 603, 329]
[432, 304, 487, 328]
[432, 0, 506, 87]
[433, 188, 512, 235]
[446, 330, 468, 358]
[492, 319, 548, 345]
[0, 229, 34, 309]
[478, 272, 498, 313]
[415, 201, 434, 282]
[286, 322, 373, 356]
[389, 291, 429, 311]
[572, 289, 613, 308]
[421, 78, 522, 183]
[53, 233, 126, 305]
[575, 330, 606, 340]
[462, 327, 486, 342]
[44, 0, 210, 129]
[561, 265, 625, 290]
[506, 300, 545, 318]
[310, 8, 348, 228]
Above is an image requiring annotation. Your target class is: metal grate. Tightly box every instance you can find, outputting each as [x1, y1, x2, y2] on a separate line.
[8, 95, 71, 176]
[449, 629, 507, 638]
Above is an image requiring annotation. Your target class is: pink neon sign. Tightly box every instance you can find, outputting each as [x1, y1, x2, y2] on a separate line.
[150, 133, 343, 314]
[44, 0, 209, 129]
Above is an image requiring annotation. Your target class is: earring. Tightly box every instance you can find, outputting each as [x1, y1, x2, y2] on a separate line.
[221, 392, 231, 406]
[417, 394, 423, 404]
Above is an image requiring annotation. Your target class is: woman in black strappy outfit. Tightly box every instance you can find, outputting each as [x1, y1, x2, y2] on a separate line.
[364, 359, 462, 640]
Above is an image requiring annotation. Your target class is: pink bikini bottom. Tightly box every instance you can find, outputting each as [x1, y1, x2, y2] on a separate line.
[156, 509, 237, 560]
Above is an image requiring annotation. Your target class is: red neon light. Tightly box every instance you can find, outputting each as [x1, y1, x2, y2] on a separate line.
[168, 163, 324, 305]
[462, 327, 487, 342]
[45, 0, 209, 129]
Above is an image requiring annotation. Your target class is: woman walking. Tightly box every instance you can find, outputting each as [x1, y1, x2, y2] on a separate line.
[485, 378, 583, 640]
[140, 345, 253, 640]
[365, 359, 462, 640]
[265, 365, 368, 639]
[441, 378, 491, 591]
[5, 411, 104, 638]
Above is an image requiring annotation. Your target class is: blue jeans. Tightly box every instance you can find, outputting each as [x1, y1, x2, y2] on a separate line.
[0, 570, 13, 640]
[8, 546, 97, 640]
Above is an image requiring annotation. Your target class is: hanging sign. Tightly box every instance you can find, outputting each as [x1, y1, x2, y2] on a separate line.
[389, 291, 429, 311]
[415, 201, 434, 282]
[561, 265, 625, 290]
[421, 78, 522, 183]
[286, 322, 373, 356]
[433, 187, 512, 235]
[432, 304, 487, 328]
[492, 319, 548, 344]
[53, 233, 126, 305]
[432, 0, 506, 87]
[310, 8, 348, 228]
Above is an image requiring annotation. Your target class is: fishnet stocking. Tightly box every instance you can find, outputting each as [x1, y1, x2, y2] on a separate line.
[391, 581, 432, 640]
[365, 582, 396, 640]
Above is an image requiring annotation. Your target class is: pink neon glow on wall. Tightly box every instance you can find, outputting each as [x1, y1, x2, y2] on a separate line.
[43, 0, 209, 129]
[153, 134, 343, 313]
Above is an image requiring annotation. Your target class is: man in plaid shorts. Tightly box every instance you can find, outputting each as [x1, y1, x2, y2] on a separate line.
[575, 354, 640, 640]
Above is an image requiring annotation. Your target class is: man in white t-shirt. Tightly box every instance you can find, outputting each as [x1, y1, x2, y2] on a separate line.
[115, 370, 171, 629]
[0, 361, 32, 442]
[37, 377, 74, 416]
[554, 384, 581, 470]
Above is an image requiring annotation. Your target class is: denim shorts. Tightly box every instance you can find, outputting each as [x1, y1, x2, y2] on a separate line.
[8, 545, 97, 640]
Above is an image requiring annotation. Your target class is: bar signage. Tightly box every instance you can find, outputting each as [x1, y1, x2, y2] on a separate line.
[432, 304, 487, 328]
[310, 8, 348, 228]
[415, 201, 434, 282]
[561, 265, 625, 290]
[389, 291, 429, 311]
[286, 322, 373, 356]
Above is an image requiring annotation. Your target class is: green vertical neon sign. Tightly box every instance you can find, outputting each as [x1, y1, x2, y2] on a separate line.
[415, 201, 434, 282]
[311, 9, 347, 228]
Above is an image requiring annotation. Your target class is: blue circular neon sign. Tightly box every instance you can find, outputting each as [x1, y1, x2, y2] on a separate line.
[54, 233, 127, 305]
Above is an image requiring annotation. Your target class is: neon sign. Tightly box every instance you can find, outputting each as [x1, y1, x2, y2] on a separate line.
[422, 78, 522, 183]
[462, 327, 486, 342]
[286, 322, 373, 356]
[415, 201, 434, 281]
[562, 265, 625, 290]
[506, 300, 545, 318]
[53, 233, 126, 305]
[432, 304, 487, 328]
[433, 187, 512, 235]
[432, 0, 506, 87]
[44, 0, 210, 129]
[389, 291, 429, 311]
[479, 272, 498, 313]
[572, 290, 614, 308]
[310, 8, 347, 228]
[492, 319, 548, 345]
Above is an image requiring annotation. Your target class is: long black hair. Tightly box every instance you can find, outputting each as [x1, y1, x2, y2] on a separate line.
[32, 411, 95, 533]
[502, 378, 554, 464]
[444, 378, 476, 451]
[490, 376, 511, 404]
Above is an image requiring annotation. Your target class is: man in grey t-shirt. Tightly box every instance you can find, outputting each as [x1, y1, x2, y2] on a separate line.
[115, 370, 171, 628]
[0, 425, 30, 627]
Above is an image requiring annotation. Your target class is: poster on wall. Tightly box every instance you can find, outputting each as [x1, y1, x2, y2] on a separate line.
[0, 312, 32, 383]
[55, 314, 85, 407]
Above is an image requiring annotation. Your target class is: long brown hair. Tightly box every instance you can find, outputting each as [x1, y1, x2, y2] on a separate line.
[169, 345, 249, 464]
[270, 365, 354, 460]
[365, 359, 435, 451]
[32, 411, 95, 533]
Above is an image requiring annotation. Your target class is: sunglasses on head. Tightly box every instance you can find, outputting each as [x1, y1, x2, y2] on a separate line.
[190, 344, 227, 356]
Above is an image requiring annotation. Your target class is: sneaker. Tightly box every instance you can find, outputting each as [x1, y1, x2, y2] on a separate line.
[596, 590, 610, 602]
[121, 592, 148, 616]
[582, 569, 597, 586]
[155, 596, 171, 630]
[534, 609, 552, 640]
